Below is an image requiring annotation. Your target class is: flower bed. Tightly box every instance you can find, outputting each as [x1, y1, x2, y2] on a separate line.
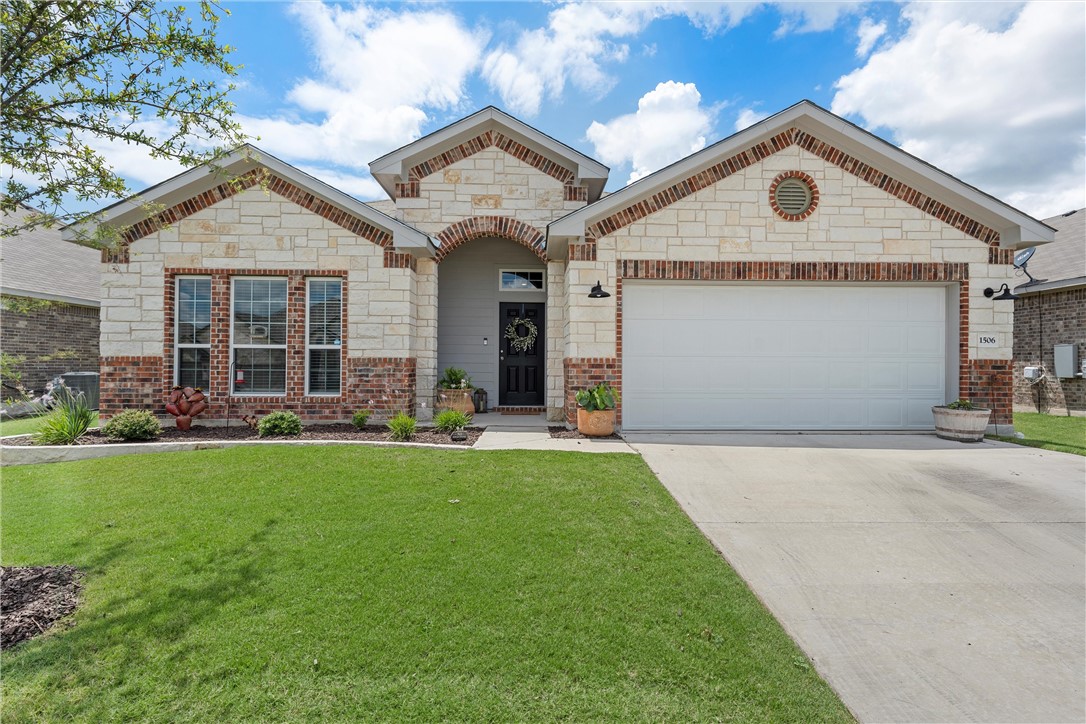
[1, 424, 482, 447]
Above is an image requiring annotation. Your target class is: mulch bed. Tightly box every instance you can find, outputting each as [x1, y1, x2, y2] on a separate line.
[1, 424, 482, 447]
[1, 566, 83, 650]
[548, 426, 624, 441]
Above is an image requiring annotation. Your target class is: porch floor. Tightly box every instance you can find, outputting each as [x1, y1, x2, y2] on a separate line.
[467, 412, 549, 429]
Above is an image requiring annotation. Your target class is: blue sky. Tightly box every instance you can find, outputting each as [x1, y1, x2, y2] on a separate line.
[102, 1, 1084, 219]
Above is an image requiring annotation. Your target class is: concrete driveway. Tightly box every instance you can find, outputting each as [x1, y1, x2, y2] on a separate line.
[627, 433, 1085, 723]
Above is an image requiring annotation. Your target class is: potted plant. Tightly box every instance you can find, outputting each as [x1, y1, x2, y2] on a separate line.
[931, 398, 992, 442]
[575, 382, 620, 437]
[436, 367, 475, 415]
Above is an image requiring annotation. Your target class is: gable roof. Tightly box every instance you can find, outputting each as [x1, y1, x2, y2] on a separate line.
[63, 144, 435, 256]
[1014, 208, 1085, 294]
[369, 106, 609, 202]
[548, 100, 1055, 257]
[2, 205, 101, 306]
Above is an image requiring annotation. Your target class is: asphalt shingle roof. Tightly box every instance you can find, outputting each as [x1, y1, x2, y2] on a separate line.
[1, 205, 101, 306]
[1015, 208, 1086, 292]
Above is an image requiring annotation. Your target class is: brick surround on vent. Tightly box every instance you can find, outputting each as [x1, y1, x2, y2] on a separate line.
[435, 216, 547, 263]
[584, 127, 1002, 252]
[563, 260, 1013, 428]
[97, 267, 416, 422]
[396, 129, 588, 202]
[769, 171, 820, 221]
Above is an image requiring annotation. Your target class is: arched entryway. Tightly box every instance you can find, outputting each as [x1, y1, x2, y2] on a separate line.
[437, 234, 546, 409]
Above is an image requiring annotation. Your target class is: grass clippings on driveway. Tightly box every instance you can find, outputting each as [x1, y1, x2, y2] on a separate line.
[2, 446, 851, 722]
[991, 412, 1086, 456]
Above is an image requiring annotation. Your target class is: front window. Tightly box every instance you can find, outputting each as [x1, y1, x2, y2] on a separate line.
[500, 269, 545, 291]
[175, 277, 211, 389]
[232, 278, 287, 395]
[306, 279, 342, 395]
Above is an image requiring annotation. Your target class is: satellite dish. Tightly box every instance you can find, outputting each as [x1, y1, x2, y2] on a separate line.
[1012, 246, 1046, 286]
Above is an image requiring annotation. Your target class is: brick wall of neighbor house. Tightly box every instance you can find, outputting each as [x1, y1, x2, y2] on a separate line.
[1013, 288, 1086, 414]
[1, 300, 99, 393]
[99, 184, 419, 422]
[564, 143, 1016, 426]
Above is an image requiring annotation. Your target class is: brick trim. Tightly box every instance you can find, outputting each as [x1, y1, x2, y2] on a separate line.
[568, 242, 597, 261]
[769, 171, 819, 221]
[584, 127, 1001, 249]
[563, 260, 1012, 428]
[383, 250, 418, 270]
[105, 170, 395, 264]
[398, 129, 588, 201]
[434, 216, 547, 263]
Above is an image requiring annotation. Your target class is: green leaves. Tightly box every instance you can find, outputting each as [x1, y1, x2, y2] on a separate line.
[574, 383, 619, 412]
[1, 0, 245, 235]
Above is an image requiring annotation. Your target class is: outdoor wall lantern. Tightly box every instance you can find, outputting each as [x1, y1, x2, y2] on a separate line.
[588, 281, 611, 298]
[983, 284, 1017, 301]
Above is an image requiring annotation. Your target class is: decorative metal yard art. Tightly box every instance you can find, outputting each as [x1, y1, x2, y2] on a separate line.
[166, 386, 207, 430]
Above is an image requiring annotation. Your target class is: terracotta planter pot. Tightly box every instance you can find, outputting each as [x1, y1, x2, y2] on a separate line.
[437, 388, 475, 415]
[577, 408, 615, 437]
[932, 406, 992, 442]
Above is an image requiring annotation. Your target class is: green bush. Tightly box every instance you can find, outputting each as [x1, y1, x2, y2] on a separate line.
[102, 409, 161, 441]
[386, 412, 417, 442]
[433, 409, 471, 433]
[438, 367, 472, 389]
[258, 411, 302, 437]
[351, 410, 371, 429]
[32, 390, 95, 445]
[946, 398, 980, 410]
[575, 383, 620, 411]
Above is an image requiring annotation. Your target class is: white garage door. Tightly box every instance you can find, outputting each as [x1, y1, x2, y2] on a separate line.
[622, 283, 949, 430]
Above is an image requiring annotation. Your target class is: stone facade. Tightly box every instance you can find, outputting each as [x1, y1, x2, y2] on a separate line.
[1013, 287, 1086, 414]
[1, 300, 99, 393]
[564, 144, 1016, 426]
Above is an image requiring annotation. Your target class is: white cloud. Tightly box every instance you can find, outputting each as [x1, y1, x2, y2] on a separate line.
[832, 1, 1086, 219]
[295, 165, 386, 201]
[243, 2, 487, 168]
[586, 81, 714, 185]
[482, 1, 846, 117]
[734, 107, 769, 132]
[855, 16, 886, 56]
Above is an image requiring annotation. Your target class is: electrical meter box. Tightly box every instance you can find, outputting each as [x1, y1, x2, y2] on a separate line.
[1054, 344, 1080, 378]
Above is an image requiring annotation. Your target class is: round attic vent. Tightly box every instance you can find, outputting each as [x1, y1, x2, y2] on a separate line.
[769, 172, 819, 220]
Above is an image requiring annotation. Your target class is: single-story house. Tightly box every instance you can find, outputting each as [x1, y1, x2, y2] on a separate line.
[1013, 208, 1085, 414]
[68, 101, 1056, 433]
[1, 204, 101, 395]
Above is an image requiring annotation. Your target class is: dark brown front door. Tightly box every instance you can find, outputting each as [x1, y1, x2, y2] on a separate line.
[499, 302, 544, 406]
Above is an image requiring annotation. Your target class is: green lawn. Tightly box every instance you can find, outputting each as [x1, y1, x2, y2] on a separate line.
[0, 414, 104, 438]
[1, 447, 851, 722]
[991, 412, 1086, 456]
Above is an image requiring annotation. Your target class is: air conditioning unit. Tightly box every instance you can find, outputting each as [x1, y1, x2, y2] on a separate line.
[1023, 366, 1043, 381]
[60, 372, 100, 410]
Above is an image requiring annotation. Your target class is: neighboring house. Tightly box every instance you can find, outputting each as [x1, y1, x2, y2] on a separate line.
[1013, 208, 1085, 414]
[68, 101, 1055, 433]
[1, 205, 101, 395]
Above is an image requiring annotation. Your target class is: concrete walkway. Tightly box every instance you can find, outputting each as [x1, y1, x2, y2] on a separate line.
[627, 433, 1086, 724]
[473, 425, 636, 454]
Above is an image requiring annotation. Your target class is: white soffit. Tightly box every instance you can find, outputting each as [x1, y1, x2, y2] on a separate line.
[369, 106, 610, 202]
[549, 101, 1054, 249]
[63, 144, 436, 256]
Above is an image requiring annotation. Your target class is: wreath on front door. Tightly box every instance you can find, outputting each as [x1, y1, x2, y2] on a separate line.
[504, 317, 539, 353]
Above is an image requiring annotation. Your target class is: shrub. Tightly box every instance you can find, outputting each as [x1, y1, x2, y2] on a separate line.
[946, 399, 980, 410]
[32, 389, 95, 445]
[386, 412, 417, 441]
[351, 410, 371, 429]
[438, 367, 472, 389]
[258, 411, 302, 437]
[102, 410, 161, 441]
[575, 383, 620, 411]
[433, 409, 471, 433]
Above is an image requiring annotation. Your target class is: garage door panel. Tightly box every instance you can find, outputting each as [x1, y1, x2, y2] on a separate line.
[623, 283, 949, 430]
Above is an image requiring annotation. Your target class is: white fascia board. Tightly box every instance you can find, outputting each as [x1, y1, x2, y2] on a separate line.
[63, 144, 436, 256]
[0, 286, 99, 307]
[369, 107, 609, 200]
[550, 101, 1055, 248]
